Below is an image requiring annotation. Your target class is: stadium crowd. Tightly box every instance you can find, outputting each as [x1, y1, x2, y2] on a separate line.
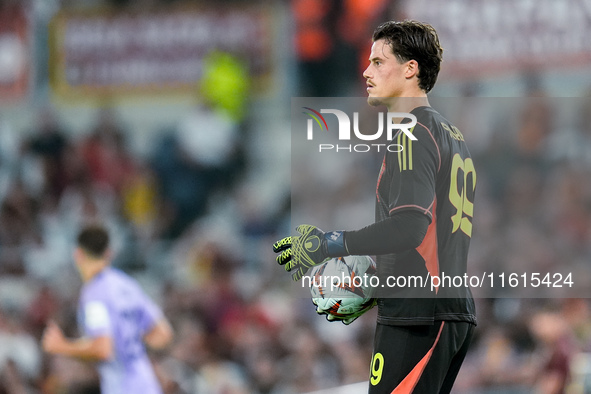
[0, 92, 590, 394]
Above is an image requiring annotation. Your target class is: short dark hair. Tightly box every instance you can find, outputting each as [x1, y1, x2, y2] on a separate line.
[372, 20, 443, 93]
[77, 224, 110, 258]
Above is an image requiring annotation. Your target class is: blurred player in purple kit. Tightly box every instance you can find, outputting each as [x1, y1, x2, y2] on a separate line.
[42, 224, 173, 394]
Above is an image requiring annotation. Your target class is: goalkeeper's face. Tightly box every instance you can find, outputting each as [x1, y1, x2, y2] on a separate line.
[363, 39, 413, 106]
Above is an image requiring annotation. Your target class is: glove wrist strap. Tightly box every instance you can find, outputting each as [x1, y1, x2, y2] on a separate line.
[325, 231, 349, 257]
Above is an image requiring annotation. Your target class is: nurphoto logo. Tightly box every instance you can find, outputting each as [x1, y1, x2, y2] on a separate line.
[302, 108, 418, 153]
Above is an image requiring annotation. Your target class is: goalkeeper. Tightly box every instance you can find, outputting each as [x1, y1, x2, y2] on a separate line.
[273, 20, 476, 394]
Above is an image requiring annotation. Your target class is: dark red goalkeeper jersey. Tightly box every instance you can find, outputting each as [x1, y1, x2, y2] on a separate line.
[375, 106, 477, 326]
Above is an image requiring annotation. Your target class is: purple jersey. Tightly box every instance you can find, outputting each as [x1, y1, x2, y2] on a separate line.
[79, 267, 163, 394]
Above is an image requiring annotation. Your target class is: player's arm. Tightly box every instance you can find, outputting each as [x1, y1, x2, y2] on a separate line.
[138, 294, 174, 350]
[273, 212, 429, 280]
[42, 320, 113, 361]
[144, 317, 174, 350]
[344, 210, 429, 255]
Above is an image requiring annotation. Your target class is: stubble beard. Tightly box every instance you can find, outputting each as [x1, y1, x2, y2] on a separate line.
[367, 96, 383, 107]
[368, 96, 395, 109]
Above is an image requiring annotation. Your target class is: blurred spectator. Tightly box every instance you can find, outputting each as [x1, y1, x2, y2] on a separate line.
[560, 299, 591, 352]
[292, 0, 336, 96]
[0, 308, 41, 392]
[177, 104, 237, 168]
[515, 95, 554, 166]
[200, 52, 250, 123]
[22, 107, 70, 202]
[529, 311, 578, 394]
[42, 354, 100, 394]
[121, 163, 160, 241]
[292, 0, 391, 96]
[548, 92, 591, 167]
[80, 107, 136, 195]
[0, 180, 39, 275]
[278, 322, 341, 391]
[0, 360, 28, 394]
[150, 105, 246, 240]
[25, 284, 59, 339]
[150, 132, 214, 239]
[58, 171, 118, 230]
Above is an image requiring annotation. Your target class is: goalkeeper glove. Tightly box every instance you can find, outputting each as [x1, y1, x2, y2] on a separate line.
[326, 313, 358, 325]
[273, 224, 348, 281]
[313, 298, 377, 325]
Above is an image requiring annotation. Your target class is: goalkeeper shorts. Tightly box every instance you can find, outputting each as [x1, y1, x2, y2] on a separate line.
[368, 321, 474, 394]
